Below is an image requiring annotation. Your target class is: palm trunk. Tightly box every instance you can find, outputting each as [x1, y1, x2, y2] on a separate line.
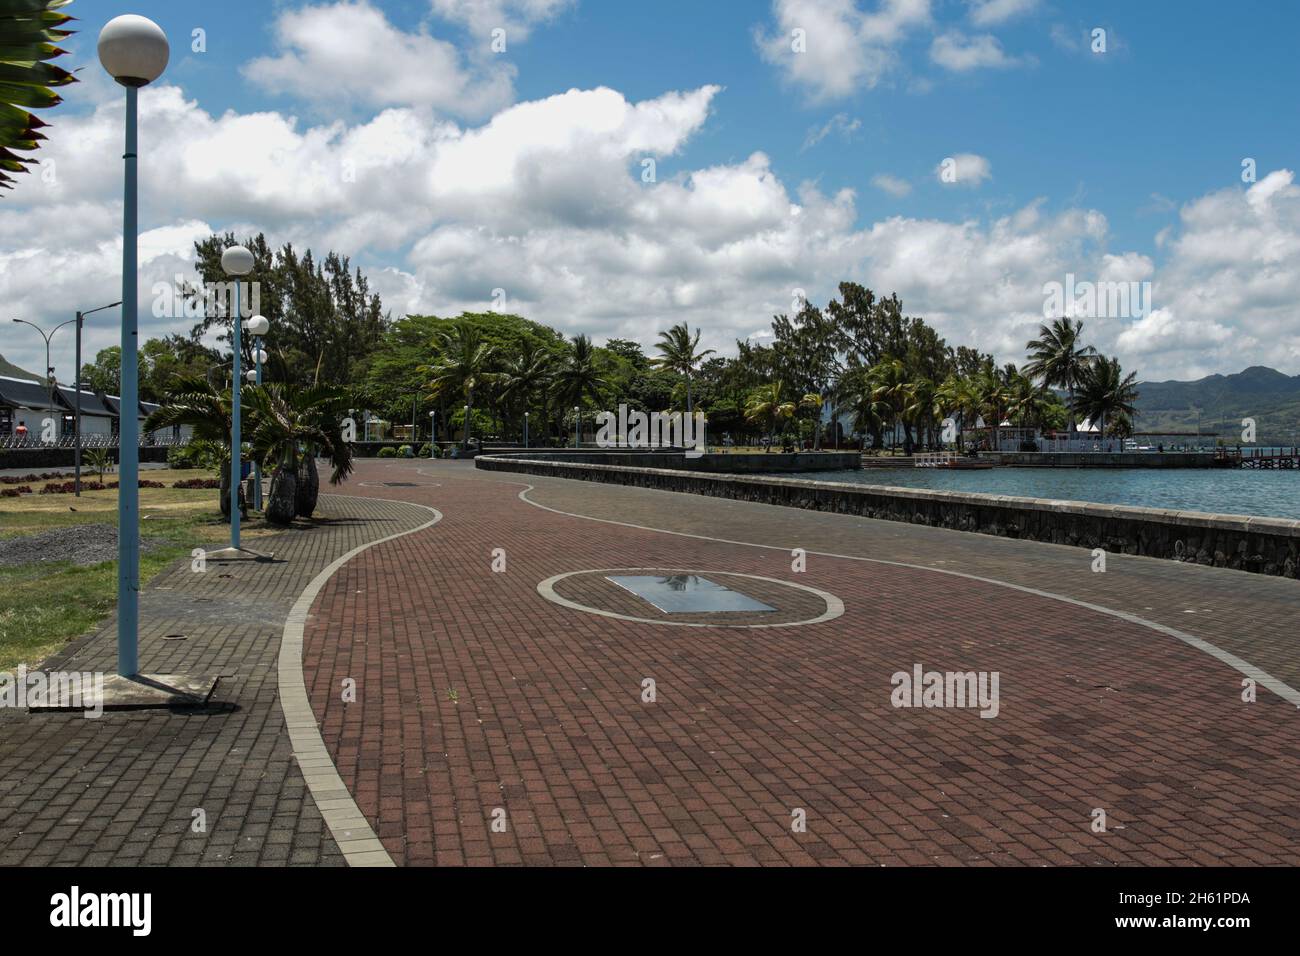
[267, 452, 298, 526]
[295, 452, 320, 518]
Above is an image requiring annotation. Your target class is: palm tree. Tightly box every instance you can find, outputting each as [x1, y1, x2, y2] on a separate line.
[935, 374, 981, 451]
[1071, 355, 1139, 440]
[653, 322, 715, 413]
[419, 323, 495, 449]
[244, 383, 354, 525]
[743, 382, 817, 451]
[144, 378, 245, 520]
[1024, 318, 1097, 435]
[0, 0, 77, 194]
[498, 342, 554, 442]
[553, 334, 608, 439]
[973, 369, 1009, 452]
[833, 366, 889, 450]
[866, 358, 914, 453]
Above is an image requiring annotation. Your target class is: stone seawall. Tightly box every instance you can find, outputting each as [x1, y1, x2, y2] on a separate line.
[475, 456, 1300, 579]
[482, 450, 861, 473]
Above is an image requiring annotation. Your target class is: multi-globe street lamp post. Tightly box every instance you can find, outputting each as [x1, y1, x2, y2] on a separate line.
[221, 245, 253, 552]
[99, 13, 168, 679]
[247, 314, 270, 509]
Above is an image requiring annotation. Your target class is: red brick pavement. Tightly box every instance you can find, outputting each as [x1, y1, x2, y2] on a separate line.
[301, 460, 1300, 866]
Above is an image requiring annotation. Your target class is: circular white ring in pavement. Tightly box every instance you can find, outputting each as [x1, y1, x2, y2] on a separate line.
[537, 568, 844, 629]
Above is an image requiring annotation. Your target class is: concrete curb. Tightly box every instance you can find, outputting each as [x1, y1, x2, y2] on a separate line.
[278, 494, 442, 868]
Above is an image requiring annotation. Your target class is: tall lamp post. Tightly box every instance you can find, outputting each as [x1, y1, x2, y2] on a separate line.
[247, 314, 270, 509]
[98, 14, 170, 685]
[429, 410, 436, 458]
[463, 404, 470, 448]
[204, 248, 271, 562]
[72, 301, 121, 496]
[523, 411, 529, 449]
[574, 406, 580, 447]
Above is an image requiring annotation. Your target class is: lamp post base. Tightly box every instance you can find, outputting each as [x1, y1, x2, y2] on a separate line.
[28, 673, 222, 712]
[202, 546, 276, 562]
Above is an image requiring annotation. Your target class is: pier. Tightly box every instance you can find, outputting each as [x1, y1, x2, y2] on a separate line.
[1217, 447, 1300, 469]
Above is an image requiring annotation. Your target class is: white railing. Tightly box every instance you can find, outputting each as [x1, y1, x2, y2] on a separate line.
[915, 452, 958, 468]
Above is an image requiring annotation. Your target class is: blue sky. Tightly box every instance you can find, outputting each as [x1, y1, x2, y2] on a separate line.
[4, 0, 1299, 383]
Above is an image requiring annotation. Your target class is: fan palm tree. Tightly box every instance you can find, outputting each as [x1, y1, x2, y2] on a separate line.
[1071, 355, 1139, 439]
[1024, 318, 1097, 435]
[144, 378, 244, 520]
[419, 323, 495, 449]
[653, 322, 714, 413]
[243, 383, 354, 525]
[0, 0, 77, 193]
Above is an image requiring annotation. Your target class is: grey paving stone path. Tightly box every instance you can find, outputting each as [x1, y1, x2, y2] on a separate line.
[0, 493, 431, 866]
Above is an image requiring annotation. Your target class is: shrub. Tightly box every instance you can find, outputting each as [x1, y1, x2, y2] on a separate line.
[166, 438, 225, 470]
[377, 446, 398, 458]
[172, 478, 222, 489]
[1, 472, 69, 485]
[398, 444, 413, 458]
[417, 443, 432, 458]
[1, 486, 32, 497]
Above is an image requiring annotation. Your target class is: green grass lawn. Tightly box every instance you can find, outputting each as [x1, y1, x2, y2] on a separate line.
[0, 470, 277, 670]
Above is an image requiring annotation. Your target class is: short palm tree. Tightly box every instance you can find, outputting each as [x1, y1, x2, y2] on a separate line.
[144, 378, 244, 520]
[244, 383, 354, 525]
[419, 324, 496, 448]
[1024, 318, 1097, 435]
[1071, 355, 1139, 439]
[653, 322, 714, 413]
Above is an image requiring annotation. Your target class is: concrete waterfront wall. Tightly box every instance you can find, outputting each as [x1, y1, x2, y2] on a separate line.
[482, 449, 862, 473]
[992, 451, 1218, 468]
[475, 456, 1300, 579]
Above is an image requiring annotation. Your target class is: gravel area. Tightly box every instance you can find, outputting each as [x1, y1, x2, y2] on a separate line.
[0, 524, 162, 568]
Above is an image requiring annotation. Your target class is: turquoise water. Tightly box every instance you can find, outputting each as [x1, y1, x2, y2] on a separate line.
[787, 467, 1300, 520]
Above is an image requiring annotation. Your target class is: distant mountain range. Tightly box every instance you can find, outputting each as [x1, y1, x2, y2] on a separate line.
[1135, 366, 1300, 445]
